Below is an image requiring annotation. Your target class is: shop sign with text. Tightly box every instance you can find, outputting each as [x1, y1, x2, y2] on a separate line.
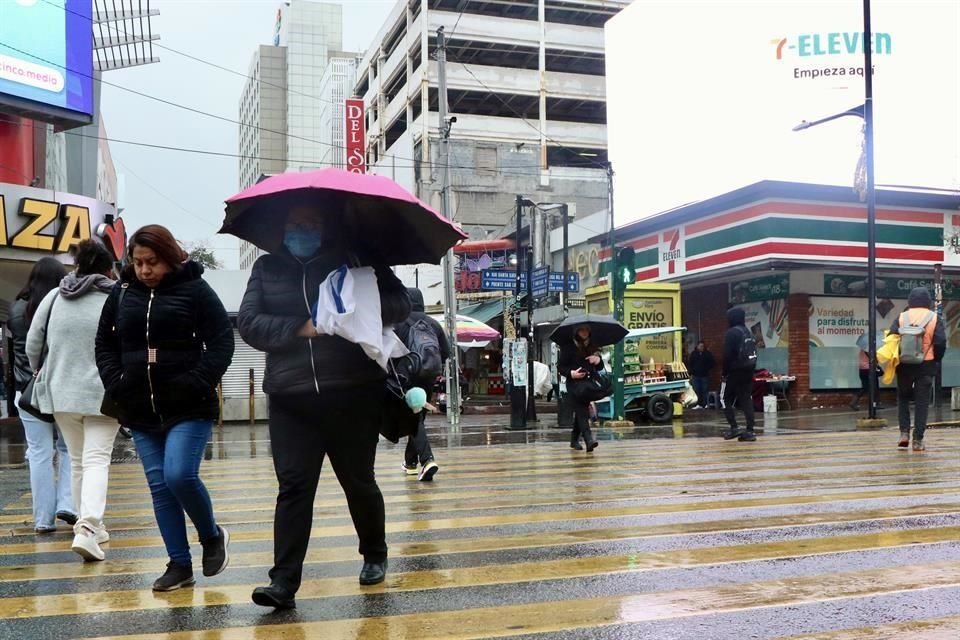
[824, 274, 960, 300]
[345, 98, 366, 173]
[730, 274, 790, 303]
[0, 183, 114, 264]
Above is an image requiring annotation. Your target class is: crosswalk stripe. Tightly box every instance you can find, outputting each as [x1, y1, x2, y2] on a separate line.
[781, 615, 960, 639]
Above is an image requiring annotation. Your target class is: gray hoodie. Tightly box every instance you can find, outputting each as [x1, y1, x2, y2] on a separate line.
[26, 274, 117, 417]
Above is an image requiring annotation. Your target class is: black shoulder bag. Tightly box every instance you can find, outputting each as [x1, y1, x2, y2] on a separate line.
[17, 295, 58, 423]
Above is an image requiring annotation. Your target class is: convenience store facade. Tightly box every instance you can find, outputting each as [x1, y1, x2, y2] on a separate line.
[604, 180, 960, 408]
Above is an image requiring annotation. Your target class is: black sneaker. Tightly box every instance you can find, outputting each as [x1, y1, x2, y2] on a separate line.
[201, 525, 230, 577]
[252, 583, 296, 609]
[722, 429, 743, 440]
[153, 562, 195, 592]
[738, 430, 757, 442]
[418, 461, 439, 482]
[359, 559, 387, 585]
[56, 511, 78, 526]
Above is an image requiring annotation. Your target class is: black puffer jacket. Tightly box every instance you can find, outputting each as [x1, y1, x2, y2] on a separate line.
[95, 261, 234, 433]
[237, 250, 410, 396]
[5, 299, 33, 392]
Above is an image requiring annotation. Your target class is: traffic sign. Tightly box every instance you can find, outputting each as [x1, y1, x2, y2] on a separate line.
[532, 266, 549, 297]
[481, 269, 519, 291]
[548, 272, 580, 293]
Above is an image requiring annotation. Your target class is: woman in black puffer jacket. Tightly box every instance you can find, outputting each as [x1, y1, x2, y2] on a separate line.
[238, 202, 410, 610]
[95, 225, 234, 592]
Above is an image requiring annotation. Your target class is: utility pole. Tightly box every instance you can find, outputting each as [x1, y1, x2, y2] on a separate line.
[437, 26, 461, 427]
[608, 162, 626, 420]
[526, 244, 537, 421]
[509, 194, 527, 429]
[863, 0, 879, 423]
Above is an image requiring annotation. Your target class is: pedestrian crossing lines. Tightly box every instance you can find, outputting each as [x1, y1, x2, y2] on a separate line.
[0, 428, 958, 639]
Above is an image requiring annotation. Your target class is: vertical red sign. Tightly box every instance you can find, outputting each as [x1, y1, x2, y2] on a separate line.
[345, 98, 366, 174]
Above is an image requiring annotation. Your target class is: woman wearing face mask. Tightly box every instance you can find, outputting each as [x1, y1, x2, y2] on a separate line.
[95, 225, 234, 591]
[558, 325, 601, 452]
[238, 200, 410, 610]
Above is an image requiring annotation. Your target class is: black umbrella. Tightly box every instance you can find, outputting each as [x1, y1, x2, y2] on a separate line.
[549, 314, 628, 348]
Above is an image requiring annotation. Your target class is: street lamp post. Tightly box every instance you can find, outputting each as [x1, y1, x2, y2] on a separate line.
[793, 0, 883, 424]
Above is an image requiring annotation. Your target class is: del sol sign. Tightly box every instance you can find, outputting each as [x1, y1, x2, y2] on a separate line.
[0, 183, 114, 262]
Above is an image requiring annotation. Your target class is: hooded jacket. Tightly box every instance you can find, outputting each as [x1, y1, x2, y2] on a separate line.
[394, 288, 451, 374]
[237, 250, 410, 396]
[722, 307, 751, 376]
[889, 286, 946, 368]
[25, 274, 115, 416]
[95, 261, 235, 433]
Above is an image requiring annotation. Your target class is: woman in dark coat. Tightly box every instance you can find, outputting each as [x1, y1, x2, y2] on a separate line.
[558, 324, 602, 452]
[238, 201, 410, 610]
[95, 225, 234, 592]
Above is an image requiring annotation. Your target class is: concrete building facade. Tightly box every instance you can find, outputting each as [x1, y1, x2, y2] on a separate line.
[317, 53, 360, 169]
[355, 0, 630, 243]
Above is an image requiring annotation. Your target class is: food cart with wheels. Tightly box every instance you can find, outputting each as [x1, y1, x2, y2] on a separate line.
[595, 326, 692, 423]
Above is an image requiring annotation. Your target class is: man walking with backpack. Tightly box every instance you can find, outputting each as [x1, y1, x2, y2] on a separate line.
[721, 307, 757, 441]
[395, 288, 449, 481]
[890, 287, 945, 452]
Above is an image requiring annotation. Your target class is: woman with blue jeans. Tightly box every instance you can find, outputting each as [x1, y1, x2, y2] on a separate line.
[6, 258, 76, 532]
[96, 225, 234, 591]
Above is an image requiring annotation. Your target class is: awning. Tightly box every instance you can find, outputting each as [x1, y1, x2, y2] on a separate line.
[457, 298, 506, 324]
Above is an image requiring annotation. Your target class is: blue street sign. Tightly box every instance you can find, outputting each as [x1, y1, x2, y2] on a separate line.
[548, 272, 580, 293]
[481, 269, 522, 291]
[532, 266, 550, 297]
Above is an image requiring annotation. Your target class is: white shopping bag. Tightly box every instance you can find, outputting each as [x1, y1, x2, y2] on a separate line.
[313, 265, 408, 371]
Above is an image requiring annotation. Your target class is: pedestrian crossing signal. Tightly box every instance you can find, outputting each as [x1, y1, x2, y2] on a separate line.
[616, 247, 635, 286]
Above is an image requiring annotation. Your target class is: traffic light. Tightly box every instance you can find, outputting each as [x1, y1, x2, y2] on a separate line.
[613, 246, 635, 295]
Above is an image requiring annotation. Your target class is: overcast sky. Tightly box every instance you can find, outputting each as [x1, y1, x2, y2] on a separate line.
[100, 0, 396, 268]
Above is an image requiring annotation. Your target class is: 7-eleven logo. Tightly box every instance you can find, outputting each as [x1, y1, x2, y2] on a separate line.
[661, 229, 682, 276]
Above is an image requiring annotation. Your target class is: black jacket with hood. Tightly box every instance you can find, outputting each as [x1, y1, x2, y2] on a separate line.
[889, 286, 946, 371]
[95, 261, 235, 433]
[237, 248, 410, 396]
[722, 307, 753, 377]
[394, 288, 451, 380]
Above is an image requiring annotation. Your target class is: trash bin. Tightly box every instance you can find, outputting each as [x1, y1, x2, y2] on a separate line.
[763, 395, 778, 414]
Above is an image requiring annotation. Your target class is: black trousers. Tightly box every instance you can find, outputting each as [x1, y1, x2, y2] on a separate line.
[897, 363, 934, 441]
[267, 386, 387, 593]
[570, 401, 594, 444]
[404, 410, 434, 466]
[723, 371, 755, 431]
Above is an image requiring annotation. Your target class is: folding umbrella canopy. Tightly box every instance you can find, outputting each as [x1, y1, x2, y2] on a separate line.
[550, 314, 628, 348]
[429, 314, 501, 343]
[221, 168, 467, 265]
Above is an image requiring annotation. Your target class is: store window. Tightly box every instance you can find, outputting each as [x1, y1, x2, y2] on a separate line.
[729, 275, 790, 375]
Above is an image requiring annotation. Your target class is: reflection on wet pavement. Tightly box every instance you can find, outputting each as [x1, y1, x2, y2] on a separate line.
[0, 410, 958, 639]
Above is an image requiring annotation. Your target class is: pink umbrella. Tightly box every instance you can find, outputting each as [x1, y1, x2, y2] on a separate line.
[220, 168, 466, 265]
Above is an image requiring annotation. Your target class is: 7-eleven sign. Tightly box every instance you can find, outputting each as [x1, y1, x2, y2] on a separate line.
[659, 227, 684, 278]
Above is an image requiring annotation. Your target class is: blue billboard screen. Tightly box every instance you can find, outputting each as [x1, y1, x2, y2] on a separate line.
[0, 0, 94, 121]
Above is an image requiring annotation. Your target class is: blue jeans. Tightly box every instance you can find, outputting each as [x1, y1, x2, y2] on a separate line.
[133, 419, 218, 566]
[692, 376, 710, 407]
[16, 391, 75, 529]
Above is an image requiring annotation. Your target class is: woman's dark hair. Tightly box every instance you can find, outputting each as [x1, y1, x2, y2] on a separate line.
[575, 326, 594, 357]
[16, 257, 67, 323]
[126, 224, 188, 271]
[74, 239, 114, 277]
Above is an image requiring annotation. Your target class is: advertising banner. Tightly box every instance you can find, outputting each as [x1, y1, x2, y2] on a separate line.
[824, 274, 960, 300]
[808, 296, 906, 348]
[733, 299, 790, 349]
[623, 296, 674, 363]
[0, 0, 94, 122]
[730, 275, 790, 304]
[345, 98, 366, 173]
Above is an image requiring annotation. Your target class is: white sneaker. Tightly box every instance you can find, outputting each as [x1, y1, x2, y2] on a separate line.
[71, 526, 105, 562]
[95, 528, 109, 544]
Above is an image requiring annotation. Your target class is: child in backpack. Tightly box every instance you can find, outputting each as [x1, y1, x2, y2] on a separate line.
[721, 307, 757, 441]
[890, 287, 946, 451]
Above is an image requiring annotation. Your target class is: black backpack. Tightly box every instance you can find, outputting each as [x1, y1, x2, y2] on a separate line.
[733, 326, 758, 371]
[392, 317, 443, 386]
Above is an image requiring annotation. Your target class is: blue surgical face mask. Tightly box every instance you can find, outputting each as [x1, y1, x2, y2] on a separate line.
[283, 227, 323, 259]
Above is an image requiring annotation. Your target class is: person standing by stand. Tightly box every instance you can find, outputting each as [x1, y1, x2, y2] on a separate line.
[721, 308, 757, 442]
[7, 258, 76, 533]
[396, 288, 449, 482]
[688, 341, 715, 409]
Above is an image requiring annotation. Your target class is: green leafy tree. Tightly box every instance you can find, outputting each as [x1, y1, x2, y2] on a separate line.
[186, 242, 223, 270]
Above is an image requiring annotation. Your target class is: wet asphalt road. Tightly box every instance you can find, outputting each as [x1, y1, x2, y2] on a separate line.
[0, 406, 958, 639]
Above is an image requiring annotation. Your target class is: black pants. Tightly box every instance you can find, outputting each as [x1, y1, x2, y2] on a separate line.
[404, 410, 434, 466]
[723, 371, 755, 431]
[570, 401, 594, 445]
[267, 386, 386, 593]
[897, 364, 933, 441]
[852, 369, 880, 407]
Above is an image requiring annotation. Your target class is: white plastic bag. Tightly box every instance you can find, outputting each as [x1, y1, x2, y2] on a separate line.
[313, 265, 408, 371]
